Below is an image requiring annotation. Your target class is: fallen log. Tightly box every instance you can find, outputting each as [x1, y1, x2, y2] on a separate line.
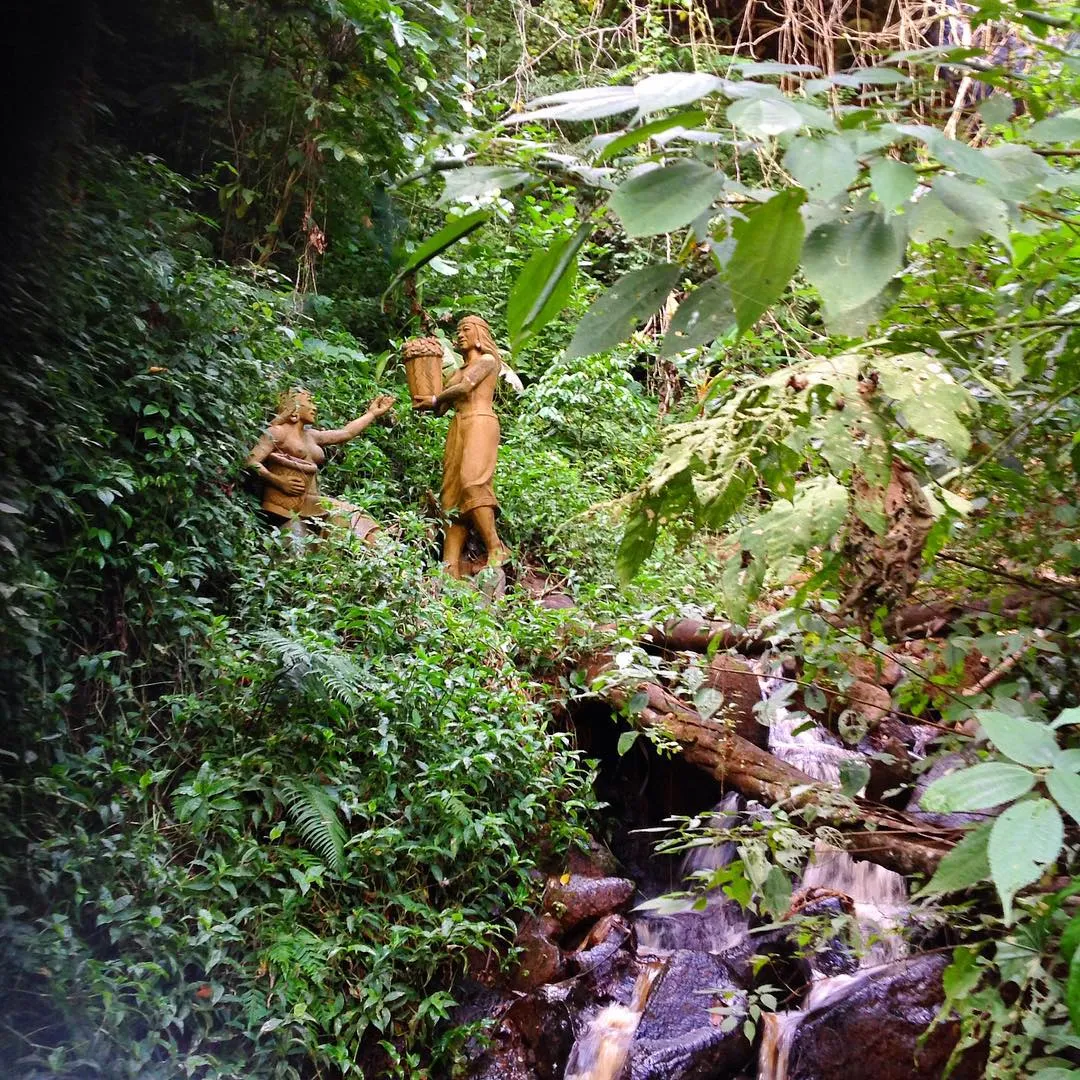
[583, 655, 954, 879]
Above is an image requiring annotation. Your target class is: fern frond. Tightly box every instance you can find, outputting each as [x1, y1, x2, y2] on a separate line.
[253, 629, 363, 706]
[278, 780, 346, 875]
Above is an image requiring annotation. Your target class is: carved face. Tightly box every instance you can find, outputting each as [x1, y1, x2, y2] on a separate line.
[295, 391, 317, 425]
[455, 321, 479, 353]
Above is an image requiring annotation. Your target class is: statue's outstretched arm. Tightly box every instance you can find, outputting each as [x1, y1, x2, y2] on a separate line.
[314, 395, 395, 446]
[432, 356, 498, 406]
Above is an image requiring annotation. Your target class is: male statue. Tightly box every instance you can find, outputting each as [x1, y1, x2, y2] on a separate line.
[412, 315, 509, 577]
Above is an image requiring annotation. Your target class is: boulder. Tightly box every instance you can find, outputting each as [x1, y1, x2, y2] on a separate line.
[780, 953, 986, 1080]
[543, 874, 636, 932]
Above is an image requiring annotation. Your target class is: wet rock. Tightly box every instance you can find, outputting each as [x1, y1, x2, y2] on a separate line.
[566, 841, 621, 879]
[504, 983, 579, 1080]
[781, 953, 986, 1080]
[543, 874, 636, 932]
[629, 950, 754, 1079]
[567, 914, 633, 974]
[512, 915, 566, 991]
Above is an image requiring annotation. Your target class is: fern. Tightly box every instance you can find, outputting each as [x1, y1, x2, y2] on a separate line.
[254, 629, 363, 706]
[278, 780, 347, 874]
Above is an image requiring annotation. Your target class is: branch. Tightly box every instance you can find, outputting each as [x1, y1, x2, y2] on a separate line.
[582, 655, 955, 879]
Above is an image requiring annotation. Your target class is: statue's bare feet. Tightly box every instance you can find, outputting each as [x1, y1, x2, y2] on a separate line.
[487, 545, 511, 569]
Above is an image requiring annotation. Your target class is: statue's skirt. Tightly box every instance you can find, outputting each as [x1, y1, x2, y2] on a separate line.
[442, 412, 499, 515]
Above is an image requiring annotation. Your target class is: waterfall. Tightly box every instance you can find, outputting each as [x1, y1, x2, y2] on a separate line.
[634, 793, 750, 955]
[563, 959, 665, 1080]
[757, 667, 911, 1080]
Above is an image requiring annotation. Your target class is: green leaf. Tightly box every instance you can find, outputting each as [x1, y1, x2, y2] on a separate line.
[383, 209, 490, 299]
[616, 499, 660, 582]
[870, 158, 917, 211]
[617, 730, 640, 756]
[988, 797, 1063, 923]
[566, 263, 681, 359]
[1028, 115, 1080, 144]
[978, 709, 1060, 766]
[1053, 707, 1080, 730]
[727, 189, 806, 332]
[876, 352, 974, 456]
[507, 84, 639, 123]
[661, 276, 735, 356]
[914, 821, 992, 897]
[907, 190, 983, 248]
[802, 210, 905, 327]
[609, 161, 725, 238]
[438, 166, 532, 205]
[784, 136, 859, 202]
[981, 144, 1052, 201]
[839, 757, 871, 797]
[596, 109, 708, 162]
[1047, 768, 1080, 826]
[507, 222, 591, 350]
[978, 95, 1014, 126]
[1061, 913, 1080, 963]
[1069, 950, 1080, 1033]
[933, 176, 1012, 253]
[809, 67, 911, 92]
[897, 125, 1002, 183]
[920, 761, 1035, 813]
[728, 96, 806, 138]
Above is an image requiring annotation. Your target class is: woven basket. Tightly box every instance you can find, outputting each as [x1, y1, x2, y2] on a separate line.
[402, 337, 444, 401]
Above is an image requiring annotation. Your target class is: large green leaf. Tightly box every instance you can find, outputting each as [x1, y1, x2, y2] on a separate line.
[920, 761, 1035, 813]
[438, 166, 532, 205]
[633, 72, 724, 113]
[506, 222, 591, 351]
[1069, 948, 1080, 1034]
[914, 822, 992, 897]
[933, 176, 1012, 253]
[661, 276, 735, 356]
[566, 263, 681, 359]
[596, 110, 708, 162]
[1047, 768, 1080, 827]
[876, 352, 974, 456]
[609, 162, 725, 238]
[801, 210, 904, 327]
[1028, 115, 1080, 144]
[506, 84, 638, 123]
[981, 144, 1054, 200]
[897, 125, 1002, 183]
[383, 209, 490, 299]
[906, 190, 984, 248]
[784, 136, 859, 202]
[988, 798, 1064, 923]
[870, 158, 917, 211]
[617, 497, 661, 581]
[728, 96, 806, 138]
[727, 188, 806, 332]
[978, 710, 1061, 767]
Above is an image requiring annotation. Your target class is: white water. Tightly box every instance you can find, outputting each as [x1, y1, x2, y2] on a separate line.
[634, 793, 750, 956]
[757, 669, 911, 1080]
[564, 960, 664, 1080]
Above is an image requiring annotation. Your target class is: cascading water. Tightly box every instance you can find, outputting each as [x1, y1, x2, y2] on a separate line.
[757, 668, 912, 1080]
[563, 959, 665, 1080]
[634, 792, 750, 956]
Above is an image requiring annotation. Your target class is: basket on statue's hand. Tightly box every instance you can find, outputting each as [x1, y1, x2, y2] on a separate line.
[402, 337, 444, 402]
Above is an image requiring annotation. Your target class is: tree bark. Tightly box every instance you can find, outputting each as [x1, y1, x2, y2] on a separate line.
[583, 655, 954, 879]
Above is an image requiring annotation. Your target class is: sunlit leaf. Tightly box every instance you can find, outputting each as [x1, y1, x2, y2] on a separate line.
[978, 709, 1060, 767]
[438, 166, 532, 205]
[870, 158, 917, 211]
[988, 798, 1063, 923]
[784, 136, 859, 202]
[1047, 768, 1080, 826]
[920, 761, 1035, 813]
[596, 109, 708, 162]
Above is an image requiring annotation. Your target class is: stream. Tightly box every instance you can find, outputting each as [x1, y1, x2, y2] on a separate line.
[464, 666, 978, 1080]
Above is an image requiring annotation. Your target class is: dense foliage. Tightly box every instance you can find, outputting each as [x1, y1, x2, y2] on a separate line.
[4, 0, 1080, 1076]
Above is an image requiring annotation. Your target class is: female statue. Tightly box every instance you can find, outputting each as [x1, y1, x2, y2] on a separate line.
[247, 387, 394, 541]
[411, 315, 509, 577]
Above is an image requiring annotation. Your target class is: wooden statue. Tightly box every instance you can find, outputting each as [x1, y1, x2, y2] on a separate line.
[411, 315, 509, 577]
[247, 387, 394, 542]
